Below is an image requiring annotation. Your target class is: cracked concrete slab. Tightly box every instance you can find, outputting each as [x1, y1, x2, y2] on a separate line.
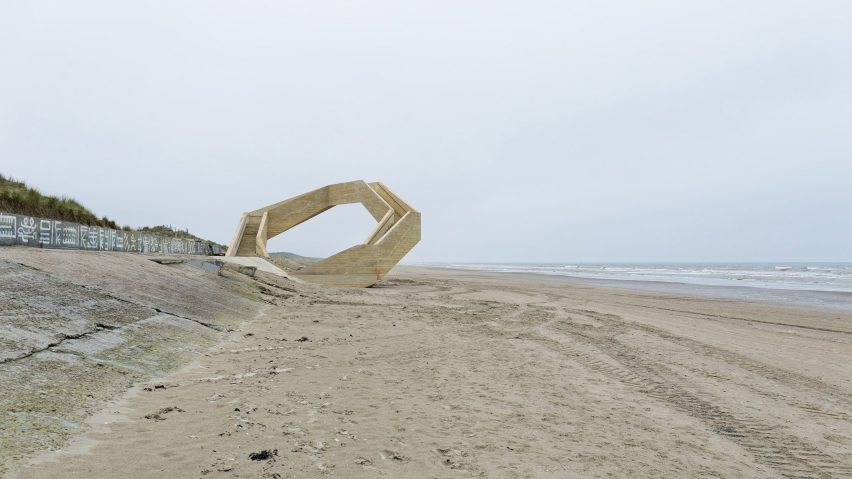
[0, 260, 153, 362]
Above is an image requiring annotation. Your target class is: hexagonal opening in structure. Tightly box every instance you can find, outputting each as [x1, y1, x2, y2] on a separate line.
[227, 180, 420, 287]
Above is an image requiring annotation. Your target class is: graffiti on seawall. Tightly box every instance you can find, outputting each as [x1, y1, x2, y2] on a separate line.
[0, 212, 221, 255]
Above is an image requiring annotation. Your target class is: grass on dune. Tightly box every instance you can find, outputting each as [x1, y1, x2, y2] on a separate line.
[0, 174, 120, 228]
[0, 173, 224, 247]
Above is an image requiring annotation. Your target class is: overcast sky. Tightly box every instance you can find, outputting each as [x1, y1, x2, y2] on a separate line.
[1, 1, 851, 262]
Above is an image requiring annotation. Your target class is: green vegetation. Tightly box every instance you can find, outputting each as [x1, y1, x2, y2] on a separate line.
[0, 173, 224, 247]
[0, 174, 119, 228]
[137, 225, 209, 242]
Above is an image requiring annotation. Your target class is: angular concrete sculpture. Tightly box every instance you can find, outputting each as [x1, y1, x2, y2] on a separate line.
[226, 180, 420, 287]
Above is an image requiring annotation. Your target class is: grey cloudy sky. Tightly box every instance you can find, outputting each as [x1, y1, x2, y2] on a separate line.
[2, 1, 851, 262]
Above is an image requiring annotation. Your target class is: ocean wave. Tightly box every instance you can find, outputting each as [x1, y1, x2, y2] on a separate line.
[420, 262, 852, 293]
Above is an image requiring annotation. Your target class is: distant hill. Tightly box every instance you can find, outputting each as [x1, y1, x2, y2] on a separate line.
[268, 251, 320, 271]
[269, 251, 321, 261]
[0, 173, 223, 247]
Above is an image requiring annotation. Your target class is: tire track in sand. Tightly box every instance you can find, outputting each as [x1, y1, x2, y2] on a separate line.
[500, 304, 852, 479]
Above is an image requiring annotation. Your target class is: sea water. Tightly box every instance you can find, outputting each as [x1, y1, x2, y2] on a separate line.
[423, 263, 852, 293]
[415, 262, 852, 311]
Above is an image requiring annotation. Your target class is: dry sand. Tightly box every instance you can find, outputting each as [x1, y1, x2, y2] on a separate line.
[11, 266, 852, 478]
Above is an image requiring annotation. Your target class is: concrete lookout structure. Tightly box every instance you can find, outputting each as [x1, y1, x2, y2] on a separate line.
[226, 180, 420, 287]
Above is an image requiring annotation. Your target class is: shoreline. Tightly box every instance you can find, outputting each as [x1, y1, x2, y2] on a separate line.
[401, 265, 852, 313]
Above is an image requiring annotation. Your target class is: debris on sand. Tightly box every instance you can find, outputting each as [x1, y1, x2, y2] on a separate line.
[381, 449, 409, 462]
[248, 449, 278, 461]
[142, 384, 168, 392]
[154, 384, 167, 389]
[143, 406, 184, 421]
[295, 336, 309, 342]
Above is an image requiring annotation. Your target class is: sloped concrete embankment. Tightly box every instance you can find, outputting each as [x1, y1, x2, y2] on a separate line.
[0, 248, 294, 475]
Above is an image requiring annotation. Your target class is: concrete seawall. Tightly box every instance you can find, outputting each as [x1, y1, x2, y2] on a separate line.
[0, 212, 221, 255]
[0, 248, 300, 476]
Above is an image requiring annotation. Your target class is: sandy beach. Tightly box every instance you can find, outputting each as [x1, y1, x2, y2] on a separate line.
[9, 263, 852, 478]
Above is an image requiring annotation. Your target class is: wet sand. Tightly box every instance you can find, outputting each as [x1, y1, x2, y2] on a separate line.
[13, 266, 852, 478]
